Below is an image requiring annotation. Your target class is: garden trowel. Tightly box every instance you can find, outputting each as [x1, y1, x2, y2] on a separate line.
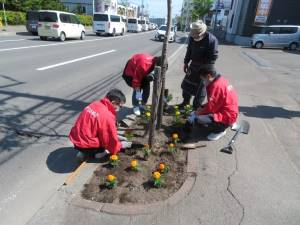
[221, 120, 250, 154]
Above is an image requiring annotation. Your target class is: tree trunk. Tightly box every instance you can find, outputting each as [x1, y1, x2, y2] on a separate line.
[157, 0, 172, 129]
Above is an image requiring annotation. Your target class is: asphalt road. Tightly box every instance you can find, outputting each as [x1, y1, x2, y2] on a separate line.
[0, 30, 185, 225]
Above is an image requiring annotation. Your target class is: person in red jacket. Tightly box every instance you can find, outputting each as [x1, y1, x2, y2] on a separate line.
[188, 64, 239, 141]
[122, 53, 163, 116]
[69, 89, 132, 159]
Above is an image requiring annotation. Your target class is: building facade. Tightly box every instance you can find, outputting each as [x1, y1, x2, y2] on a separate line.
[226, 0, 300, 45]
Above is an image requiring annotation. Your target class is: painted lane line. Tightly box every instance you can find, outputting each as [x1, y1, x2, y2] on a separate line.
[37, 50, 116, 71]
[0, 39, 26, 43]
[0, 31, 154, 52]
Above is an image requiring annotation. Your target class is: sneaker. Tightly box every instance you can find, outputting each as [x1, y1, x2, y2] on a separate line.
[207, 131, 227, 141]
[94, 150, 109, 159]
[231, 122, 239, 130]
[133, 106, 141, 116]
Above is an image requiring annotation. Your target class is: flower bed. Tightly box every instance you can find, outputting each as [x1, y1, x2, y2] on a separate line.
[82, 111, 190, 204]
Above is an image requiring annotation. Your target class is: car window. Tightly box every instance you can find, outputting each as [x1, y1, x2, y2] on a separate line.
[159, 26, 167, 31]
[110, 15, 120, 22]
[39, 12, 58, 22]
[140, 20, 145, 24]
[128, 18, 137, 23]
[27, 11, 39, 21]
[60, 14, 71, 23]
[70, 15, 80, 24]
[270, 27, 281, 34]
[280, 27, 298, 34]
[93, 14, 109, 21]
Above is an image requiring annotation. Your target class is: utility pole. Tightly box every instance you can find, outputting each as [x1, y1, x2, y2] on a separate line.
[184, 0, 190, 32]
[2, 1, 8, 29]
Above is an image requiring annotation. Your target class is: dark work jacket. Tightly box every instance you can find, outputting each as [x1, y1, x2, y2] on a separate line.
[184, 32, 218, 65]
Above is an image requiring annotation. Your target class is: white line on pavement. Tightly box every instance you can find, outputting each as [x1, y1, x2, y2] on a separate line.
[37, 50, 116, 71]
[0, 32, 153, 52]
[0, 39, 25, 43]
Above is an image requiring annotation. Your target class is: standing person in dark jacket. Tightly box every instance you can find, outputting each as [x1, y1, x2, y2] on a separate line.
[179, 20, 219, 110]
[69, 89, 132, 160]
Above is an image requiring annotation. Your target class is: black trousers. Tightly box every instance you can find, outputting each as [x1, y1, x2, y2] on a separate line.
[74, 146, 105, 157]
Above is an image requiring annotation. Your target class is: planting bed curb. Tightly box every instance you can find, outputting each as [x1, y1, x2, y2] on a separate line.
[71, 113, 199, 215]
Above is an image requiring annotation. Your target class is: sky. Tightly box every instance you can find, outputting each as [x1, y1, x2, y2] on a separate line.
[129, 0, 183, 18]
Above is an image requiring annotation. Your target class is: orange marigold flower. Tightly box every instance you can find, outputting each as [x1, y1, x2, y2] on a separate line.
[153, 171, 161, 179]
[107, 174, 116, 182]
[159, 163, 165, 171]
[144, 144, 149, 148]
[110, 154, 118, 161]
[131, 160, 138, 168]
[169, 143, 175, 148]
[172, 133, 179, 140]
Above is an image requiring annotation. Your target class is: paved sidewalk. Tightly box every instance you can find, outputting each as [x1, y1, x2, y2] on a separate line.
[26, 39, 300, 225]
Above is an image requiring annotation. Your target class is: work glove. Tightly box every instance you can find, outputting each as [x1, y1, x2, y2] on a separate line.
[183, 64, 188, 73]
[121, 141, 132, 149]
[187, 111, 196, 124]
[117, 135, 127, 141]
[135, 91, 142, 101]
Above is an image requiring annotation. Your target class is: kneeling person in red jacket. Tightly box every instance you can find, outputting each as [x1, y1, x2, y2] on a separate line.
[188, 64, 239, 141]
[69, 89, 132, 159]
[122, 53, 164, 116]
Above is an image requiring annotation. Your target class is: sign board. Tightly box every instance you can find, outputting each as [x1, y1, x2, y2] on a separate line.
[254, 0, 273, 24]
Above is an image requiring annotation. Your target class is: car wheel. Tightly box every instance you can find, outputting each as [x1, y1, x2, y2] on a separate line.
[112, 29, 116, 37]
[59, 32, 66, 42]
[40, 36, 47, 41]
[255, 41, 263, 49]
[158, 35, 162, 42]
[121, 28, 124, 36]
[289, 42, 298, 51]
[80, 31, 85, 40]
[96, 33, 101, 36]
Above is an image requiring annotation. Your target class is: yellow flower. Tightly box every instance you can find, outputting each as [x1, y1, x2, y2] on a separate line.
[110, 154, 118, 161]
[153, 171, 161, 179]
[175, 111, 181, 116]
[131, 160, 138, 168]
[169, 143, 175, 148]
[159, 163, 165, 171]
[145, 112, 151, 117]
[107, 174, 116, 182]
[174, 106, 179, 109]
[144, 144, 149, 149]
[172, 133, 179, 140]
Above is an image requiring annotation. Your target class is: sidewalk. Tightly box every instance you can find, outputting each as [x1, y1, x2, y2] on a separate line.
[26, 38, 300, 225]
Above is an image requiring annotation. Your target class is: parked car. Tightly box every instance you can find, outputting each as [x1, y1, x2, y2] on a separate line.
[127, 18, 142, 32]
[154, 25, 176, 42]
[38, 10, 85, 41]
[26, 10, 39, 35]
[93, 13, 126, 36]
[251, 25, 300, 50]
[140, 19, 149, 31]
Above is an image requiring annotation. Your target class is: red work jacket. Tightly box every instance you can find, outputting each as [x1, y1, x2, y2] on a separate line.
[124, 53, 156, 88]
[199, 76, 239, 125]
[69, 97, 121, 155]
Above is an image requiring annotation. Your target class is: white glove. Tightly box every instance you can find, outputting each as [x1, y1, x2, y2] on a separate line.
[118, 135, 127, 141]
[135, 91, 142, 101]
[187, 111, 196, 124]
[121, 141, 132, 149]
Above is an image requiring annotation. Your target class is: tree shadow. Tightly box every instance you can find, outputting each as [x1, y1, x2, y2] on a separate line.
[46, 147, 79, 173]
[239, 105, 300, 119]
[283, 49, 300, 55]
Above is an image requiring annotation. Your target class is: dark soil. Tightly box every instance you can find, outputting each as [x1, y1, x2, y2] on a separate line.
[82, 115, 189, 204]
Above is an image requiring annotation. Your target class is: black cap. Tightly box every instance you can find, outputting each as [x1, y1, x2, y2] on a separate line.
[198, 64, 216, 77]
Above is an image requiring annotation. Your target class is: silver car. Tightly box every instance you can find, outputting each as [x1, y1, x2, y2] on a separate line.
[251, 25, 300, 50]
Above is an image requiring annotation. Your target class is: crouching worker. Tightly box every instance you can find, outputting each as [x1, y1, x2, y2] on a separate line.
[69, 89, 132, 160]
[188, 64, 238, 141]
[122, 53, 165, 116]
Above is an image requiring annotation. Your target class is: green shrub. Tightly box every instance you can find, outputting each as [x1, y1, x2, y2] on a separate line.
[77, 14, 92, 26]
[0, 11, 26, 25]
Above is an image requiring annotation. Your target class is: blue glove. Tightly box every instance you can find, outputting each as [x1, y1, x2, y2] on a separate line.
[135, 91, 142, 101]
[187, 111, 196, 124]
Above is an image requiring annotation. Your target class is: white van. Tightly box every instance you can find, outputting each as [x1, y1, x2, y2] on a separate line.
[127, 18, 142, 32]
[93, 13, 126, 36]
[38, 10, 85, 41]
[140, 19, 149, 31]
[251, 25, 300, 50]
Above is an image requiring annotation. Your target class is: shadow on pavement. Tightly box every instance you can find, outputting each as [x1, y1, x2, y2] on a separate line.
[283, 49, 300, 55]
[240, 105, 300, 119]
[46, 147, 79, 173]
[16, 32, 34, 36]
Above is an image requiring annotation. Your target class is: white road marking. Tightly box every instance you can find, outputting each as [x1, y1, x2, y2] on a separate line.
[0, 39, 25, 43]
[37, 50, 116, 71]
[0, 31, 153, 52]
